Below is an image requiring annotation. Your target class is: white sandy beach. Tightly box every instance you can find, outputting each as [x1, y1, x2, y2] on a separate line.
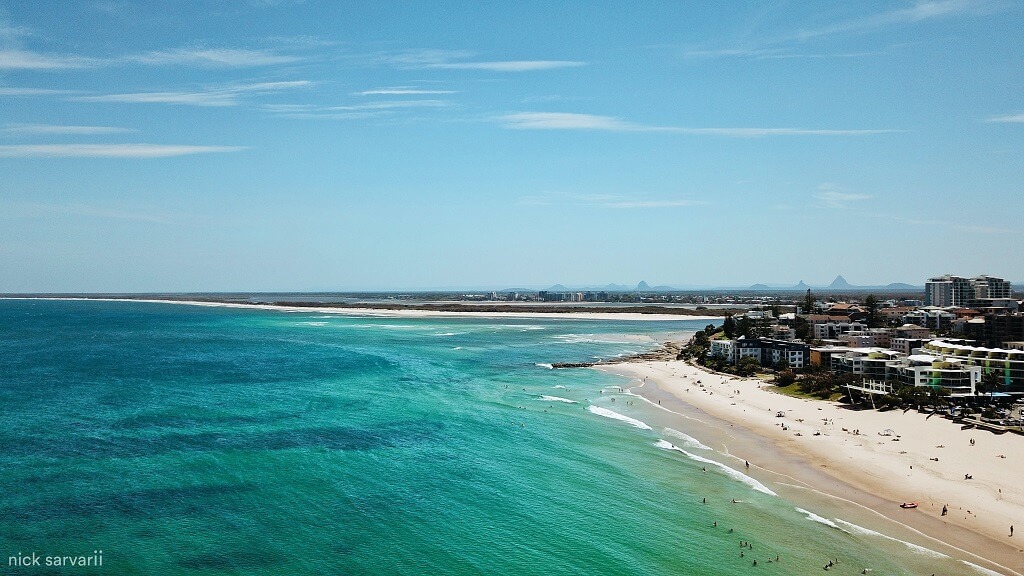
[2, 297, 719, 322]
[602, 359, 1024, 575]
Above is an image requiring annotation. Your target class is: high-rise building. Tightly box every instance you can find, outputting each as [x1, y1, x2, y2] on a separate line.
[925, 274, 1013, 307]
[972, 275, 1012, 300]
[924, 275, 974, 307]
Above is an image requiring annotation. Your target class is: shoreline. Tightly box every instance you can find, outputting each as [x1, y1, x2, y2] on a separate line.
[600, 359, 1024, 575]
[0, 297, 720, 323]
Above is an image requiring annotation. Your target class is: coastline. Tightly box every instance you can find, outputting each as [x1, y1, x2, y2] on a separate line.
[600, 359, 1024, 575]
[0, 297, 720, 322]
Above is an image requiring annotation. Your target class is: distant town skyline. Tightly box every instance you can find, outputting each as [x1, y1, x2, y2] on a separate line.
[2, 1, 1022, 292]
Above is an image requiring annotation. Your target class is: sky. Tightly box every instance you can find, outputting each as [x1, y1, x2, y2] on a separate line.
[1, 0, 1022, 292]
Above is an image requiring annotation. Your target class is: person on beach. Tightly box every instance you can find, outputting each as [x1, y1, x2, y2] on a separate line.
[1011, 525, 1014, 537]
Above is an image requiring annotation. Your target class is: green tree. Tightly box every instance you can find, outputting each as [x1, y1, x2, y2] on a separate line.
[864, 294, 881, 328]
[736, 356, 761, 377]
[775, 370, 797, 386]
[722, 315, 737, 338]
[977, 370, 1003, 396]
[737, 316, 752, 338]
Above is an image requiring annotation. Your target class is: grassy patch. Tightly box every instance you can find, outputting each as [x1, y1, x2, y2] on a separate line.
[769, 382, 842, 402]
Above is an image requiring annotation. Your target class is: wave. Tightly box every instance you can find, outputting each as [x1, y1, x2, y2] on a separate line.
[299, 321, 328, 327]
[655, 440, 777, 496]
[588, 406, 652, 430]
[551, 334, 633, 345]
[535, 363, 554, 369]
[553, 385, 568, 389]
[795, 507, 844, 531]
[503, 324, 545, 331]
[431, 332, 463, 337]
[663, 428, 712, 451]
[962, 561, 1010, 576]
[834, 519, 949, 559]
[540, 395, 577, 404]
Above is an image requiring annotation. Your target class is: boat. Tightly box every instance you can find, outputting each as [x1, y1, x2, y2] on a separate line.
[900, 502, 918, 509]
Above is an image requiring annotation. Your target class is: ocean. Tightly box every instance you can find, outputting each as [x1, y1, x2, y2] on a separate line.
[0, 300, 990, 575]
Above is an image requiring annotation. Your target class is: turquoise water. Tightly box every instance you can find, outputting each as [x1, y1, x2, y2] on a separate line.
[0, 300, 989, 575]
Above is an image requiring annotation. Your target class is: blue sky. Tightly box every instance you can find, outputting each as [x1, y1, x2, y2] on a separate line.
[1, 1, 1022, 291]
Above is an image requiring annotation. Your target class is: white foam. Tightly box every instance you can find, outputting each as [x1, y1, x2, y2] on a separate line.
[962, 561, 1010, 576]
[551, 334, 633, 345]
[834, 519, 949, 559]
[300, 321, 328, 326]
[535, 363, 554, 369]
[504, 324, 545, 330]
[795, 507, 843, 531]
[588, 405, 652, 430]
[553, 385, 568, 389]
[431, 332, 462, 337]
[655, 440, 777, 496]
[663, 428, 712, 451]
[540, 395, 577, 404]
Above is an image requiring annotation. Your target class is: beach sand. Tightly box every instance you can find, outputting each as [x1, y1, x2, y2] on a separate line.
[601, 359, 1024, 575]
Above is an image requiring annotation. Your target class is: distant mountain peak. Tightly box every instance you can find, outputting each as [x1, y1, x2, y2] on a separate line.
[636, 280, 651, 291]
[793, 280, 810, 289]
[829, 275, 852, 289]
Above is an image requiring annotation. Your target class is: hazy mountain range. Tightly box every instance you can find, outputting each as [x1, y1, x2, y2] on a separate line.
[523, 276, 926, 293]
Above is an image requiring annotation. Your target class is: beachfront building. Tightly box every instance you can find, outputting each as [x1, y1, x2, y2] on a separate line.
[889, 354, 980, 396]
[709, 339, 735, 363]
[837, 348, 980, 397]
[708, 337, 809, 369]
[920, 339, 1024, 394]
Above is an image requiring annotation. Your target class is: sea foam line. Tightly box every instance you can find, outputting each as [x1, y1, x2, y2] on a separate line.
[963, 560, 1012, 576]
[535, 363, 554, 369]
[588, 405, 652, 430]
[663, 428, 712, 451]
[834, 519, 949, 559]
[655, 440, 777, 496]
[539, 395, 577, 404]
[795, 507, 845, 531]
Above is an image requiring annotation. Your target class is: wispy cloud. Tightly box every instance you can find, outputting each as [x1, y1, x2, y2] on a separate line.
[789, 0, 994, 41]
[328, 100, 450, 111]
[355, 87, 457, 96]
[71, 80, 311, 107]
[384, 49, 585, 72]
[263, 99, 452, 119]
[499, 112, 901, 137]
[2, 124, 134, 135]
[0, 87, 79, 96]
[0, 144, 247, 158]
[428, 60, 584, 72]
[128, 48, 300, 67]
[682, 2, 997, 62]
[814, 185, 873, 208]
[0, 49, 99, 70]
[985, 113, 1024, 123]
